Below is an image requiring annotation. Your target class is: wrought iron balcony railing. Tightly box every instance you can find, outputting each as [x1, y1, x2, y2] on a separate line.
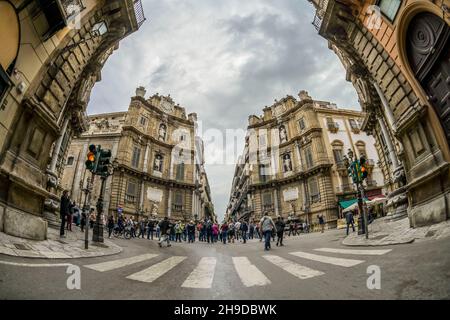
[312, 0, 329, 31]
[133, 0, 146, 28]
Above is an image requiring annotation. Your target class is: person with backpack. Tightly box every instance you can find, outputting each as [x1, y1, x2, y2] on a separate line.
[175, 221, 183, 242]
[345, 211, 355, 235]
[158, 217, 172, 247]
[187, 220, 196, 243]
[260, 212, 276, 251]
[275, 216, 286, 246]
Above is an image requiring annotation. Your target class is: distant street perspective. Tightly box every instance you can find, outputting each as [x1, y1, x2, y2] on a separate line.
[1, 0, 450, 301]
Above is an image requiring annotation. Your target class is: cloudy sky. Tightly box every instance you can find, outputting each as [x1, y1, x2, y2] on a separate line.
[88, 0, 360, 221]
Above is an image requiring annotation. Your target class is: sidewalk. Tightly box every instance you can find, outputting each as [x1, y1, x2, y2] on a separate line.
[342, 216, 450, 246]
[0, 226, 122, 259]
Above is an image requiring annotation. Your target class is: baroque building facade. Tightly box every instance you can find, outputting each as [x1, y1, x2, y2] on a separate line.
[226, 91, 384, 229]
[61, 87, 216, 223]
[309, 0, 450, 227]
[0, 0, 145, 240]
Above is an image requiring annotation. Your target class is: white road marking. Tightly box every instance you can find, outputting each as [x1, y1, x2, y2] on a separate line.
[315, 248, 392, 255]
[126, 256, 186, 283]
[289, 251, 364, 267]
[0, 260, 72, 267]
[232, 257, 271, 287]
[262, 255, 324, 280]
[182, 257, 216, 289]
[84, 254, 158, 272]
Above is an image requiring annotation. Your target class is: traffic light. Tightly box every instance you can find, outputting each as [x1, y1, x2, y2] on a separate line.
[85, 144, 98, 172]
[359, 155, 368, 180]
[96, 148, 112, 177]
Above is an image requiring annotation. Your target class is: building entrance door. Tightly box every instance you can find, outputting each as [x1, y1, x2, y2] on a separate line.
[406, 12, 450, 146]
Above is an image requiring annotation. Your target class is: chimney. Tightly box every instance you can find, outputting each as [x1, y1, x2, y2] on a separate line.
[262, 106, 272, 121]
[135, 86, 146, 97]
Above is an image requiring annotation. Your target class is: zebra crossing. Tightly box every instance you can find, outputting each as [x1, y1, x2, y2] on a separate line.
[83, 247, 392, 289]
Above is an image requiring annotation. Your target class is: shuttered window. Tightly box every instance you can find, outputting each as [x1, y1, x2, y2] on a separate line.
[131, 147, 141, 168]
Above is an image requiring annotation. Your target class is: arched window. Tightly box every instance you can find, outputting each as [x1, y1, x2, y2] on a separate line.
[355, 141, 366, 158]
[331, 140, 344, 164]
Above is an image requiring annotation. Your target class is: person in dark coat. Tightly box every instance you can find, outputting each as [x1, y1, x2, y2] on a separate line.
[60, 190, 70, 237]
[107, 215, 115, 238]
[346, 211, 355, 235]
[240, 221, 249, 244]
[275, 216, 286, 246]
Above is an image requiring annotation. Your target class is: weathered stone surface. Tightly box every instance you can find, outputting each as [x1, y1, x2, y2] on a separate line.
[3, 208, 48, 241]
[409, 195, 447, 227]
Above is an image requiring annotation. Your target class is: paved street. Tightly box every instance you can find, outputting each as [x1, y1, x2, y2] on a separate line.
[1, 229, 449, 299]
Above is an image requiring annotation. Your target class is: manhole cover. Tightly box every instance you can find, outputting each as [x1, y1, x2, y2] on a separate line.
[14, 243, 31, 250]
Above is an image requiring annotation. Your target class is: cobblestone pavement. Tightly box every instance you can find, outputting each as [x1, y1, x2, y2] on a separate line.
[0, 226, 122, 259]
[342, 217, 450, 246]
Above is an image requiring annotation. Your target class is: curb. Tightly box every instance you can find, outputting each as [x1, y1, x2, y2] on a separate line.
[341, 238, 415, 247]
[0, 240, 123, 259]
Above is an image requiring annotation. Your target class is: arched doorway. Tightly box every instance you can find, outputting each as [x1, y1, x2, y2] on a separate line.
[406, 12, 450, 145]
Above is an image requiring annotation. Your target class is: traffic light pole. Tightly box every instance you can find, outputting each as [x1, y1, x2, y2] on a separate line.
[92, 175, 107, 243]
[358, 183, 369, 239]
[83, 173, 95, 249]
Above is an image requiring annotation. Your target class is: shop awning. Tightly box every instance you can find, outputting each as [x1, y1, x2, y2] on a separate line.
[339, 198, 368, 209]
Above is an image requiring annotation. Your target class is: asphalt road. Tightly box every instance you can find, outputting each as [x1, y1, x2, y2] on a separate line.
[1, 229, 449, 299]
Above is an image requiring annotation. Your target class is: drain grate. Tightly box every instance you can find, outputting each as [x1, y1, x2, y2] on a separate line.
[14, 243, 31, 250]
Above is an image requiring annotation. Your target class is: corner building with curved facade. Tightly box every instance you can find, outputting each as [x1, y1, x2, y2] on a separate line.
[226, 91, 384, 230]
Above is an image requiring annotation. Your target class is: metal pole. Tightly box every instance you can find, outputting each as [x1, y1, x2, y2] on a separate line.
[93, 175, 107, 242]
[360, 183, 369, 239]
[83, 173, 95, 249]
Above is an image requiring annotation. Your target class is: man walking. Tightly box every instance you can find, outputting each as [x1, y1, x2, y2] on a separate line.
[346, 211, 355, 235]
[260, 212, 276, 251]
[187, 220, 196, 243]
[240, 220, 248, 244]
[275, 216, 286, 246]
[158, 217, 172, 247]
[59, 190, 70, 238]
[147, 219, 155, 240]
[220, 221, 228, 244]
